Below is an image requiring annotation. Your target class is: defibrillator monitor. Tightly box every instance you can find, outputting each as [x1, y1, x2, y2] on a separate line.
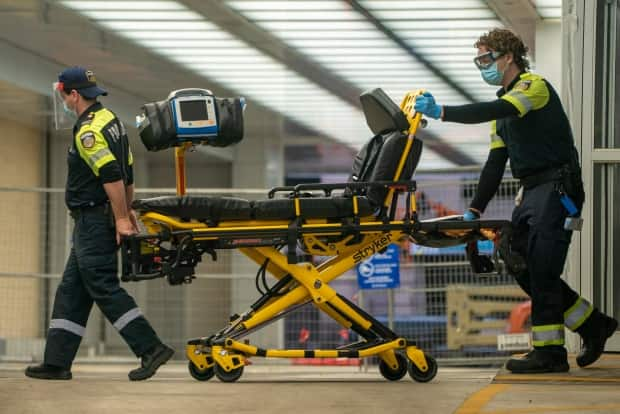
[171, 90, 218, 138]
[137, 88, 245, 151]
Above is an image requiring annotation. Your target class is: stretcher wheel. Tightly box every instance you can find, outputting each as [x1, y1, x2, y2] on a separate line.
[188, 362, 215, 381]
[407, 354, 437, 383]
[214, 364, 244, 383]
[378, 353, 408, 381]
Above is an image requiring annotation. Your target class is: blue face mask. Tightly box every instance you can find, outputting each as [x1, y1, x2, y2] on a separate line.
[63, 101, 77, 119]
[480, 62, 504, 86]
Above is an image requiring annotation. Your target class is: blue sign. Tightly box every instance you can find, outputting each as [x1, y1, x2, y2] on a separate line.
[357, 244, 400, 290]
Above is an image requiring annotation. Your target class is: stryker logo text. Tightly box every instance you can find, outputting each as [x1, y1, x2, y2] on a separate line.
[353, 234, 393, 264]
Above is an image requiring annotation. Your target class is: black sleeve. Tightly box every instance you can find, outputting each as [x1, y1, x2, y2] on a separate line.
[443, 100, 518, 124]
[470, 147, 509, 213]
[126, 164, 134, 186]
[99, 161, 123, 184]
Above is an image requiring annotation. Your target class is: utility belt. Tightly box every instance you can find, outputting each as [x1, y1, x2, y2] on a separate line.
[519, 165, 584, 231]
[69, 202, 111, 220]
[519, 165, 570, 189]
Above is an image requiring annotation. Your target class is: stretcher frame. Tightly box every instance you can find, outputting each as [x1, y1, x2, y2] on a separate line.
[122, 90, 511, 383]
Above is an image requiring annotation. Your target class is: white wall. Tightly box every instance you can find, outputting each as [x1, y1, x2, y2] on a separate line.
[535, 20, 563, 96]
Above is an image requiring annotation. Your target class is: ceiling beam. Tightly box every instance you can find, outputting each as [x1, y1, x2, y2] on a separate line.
[484, 0, 539, 58]
[179, 0, 476, 166]
[178, 0, 362, 107]
[347, 0, 478, 104]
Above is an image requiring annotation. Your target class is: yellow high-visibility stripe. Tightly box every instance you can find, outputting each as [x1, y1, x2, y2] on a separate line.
[489, 120, 506, 150]
[564, 297, 594, 331]
[532, 324, 565, 346]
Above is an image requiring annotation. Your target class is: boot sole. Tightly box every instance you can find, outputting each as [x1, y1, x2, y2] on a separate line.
[129, 347, 174, 381]
[506, 363, 570, 374]
[576, 318, 618, 368]
[25, 370, 72, 380]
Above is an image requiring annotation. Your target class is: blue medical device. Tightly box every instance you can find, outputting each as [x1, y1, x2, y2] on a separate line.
[169, 88, 219, 140]
[137, 88, 245, 151]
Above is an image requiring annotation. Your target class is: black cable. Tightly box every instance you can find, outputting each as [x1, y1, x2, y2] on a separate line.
[255, 259, 267, 295]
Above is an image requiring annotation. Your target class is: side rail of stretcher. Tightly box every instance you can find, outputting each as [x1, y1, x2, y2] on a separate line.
[121, 179, 512, 285]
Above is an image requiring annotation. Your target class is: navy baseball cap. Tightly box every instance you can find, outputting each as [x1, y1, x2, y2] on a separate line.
[57, 66, 108, 99]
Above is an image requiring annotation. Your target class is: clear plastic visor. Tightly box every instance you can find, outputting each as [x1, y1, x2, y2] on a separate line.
[52, 82, 75, 130]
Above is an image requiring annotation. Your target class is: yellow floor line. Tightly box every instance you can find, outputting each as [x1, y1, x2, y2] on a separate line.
[494, 374, 620, 383]
[454, 384, 511, 414]
[482, 403, 620, 414]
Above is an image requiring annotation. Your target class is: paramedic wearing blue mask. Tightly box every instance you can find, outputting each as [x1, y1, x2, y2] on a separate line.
[415, 28, 617, 374]
[25, 66, 173, 381]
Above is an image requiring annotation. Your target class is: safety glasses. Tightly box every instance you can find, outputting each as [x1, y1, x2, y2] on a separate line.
[473, 51, 504, 70]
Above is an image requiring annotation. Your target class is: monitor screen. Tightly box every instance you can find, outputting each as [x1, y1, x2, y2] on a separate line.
[179, 99, 208, 122]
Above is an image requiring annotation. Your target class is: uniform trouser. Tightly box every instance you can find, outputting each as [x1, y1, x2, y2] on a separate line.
[510, 181, 592, 348]
[44, 209, 161, 369]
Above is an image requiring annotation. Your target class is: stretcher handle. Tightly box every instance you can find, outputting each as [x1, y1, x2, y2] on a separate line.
[267, 186, 295, 199]
[267, 180, 417, 199]
[293, 180, 417, 197]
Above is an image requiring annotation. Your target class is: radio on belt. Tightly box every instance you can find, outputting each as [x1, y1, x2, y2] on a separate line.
[136, 88, 245, 151]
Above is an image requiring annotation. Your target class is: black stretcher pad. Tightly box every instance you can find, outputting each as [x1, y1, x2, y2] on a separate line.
[132, 195, 374, 222]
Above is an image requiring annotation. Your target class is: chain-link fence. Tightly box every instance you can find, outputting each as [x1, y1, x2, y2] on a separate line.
[0, 173, 529, 366]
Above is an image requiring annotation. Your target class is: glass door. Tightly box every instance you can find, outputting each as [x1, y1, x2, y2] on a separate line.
[592, 0, 620, 350]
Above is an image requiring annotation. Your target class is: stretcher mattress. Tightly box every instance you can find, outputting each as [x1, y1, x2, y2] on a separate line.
[133, 194, 375, 221]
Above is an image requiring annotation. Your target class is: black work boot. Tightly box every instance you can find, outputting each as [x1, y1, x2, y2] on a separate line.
[25, 363, 72, 380]
[505, 347, 569, 374]
[576, 311, 618, 368]
[128, 343, 174, 381]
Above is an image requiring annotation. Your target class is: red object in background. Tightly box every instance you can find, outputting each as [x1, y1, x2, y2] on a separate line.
[338, 329, 349, 342]
[298, 327, 310, 344]
[507, 300, 532, 333]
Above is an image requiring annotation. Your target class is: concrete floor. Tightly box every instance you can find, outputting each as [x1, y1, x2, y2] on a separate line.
[1, 355, 620, 414]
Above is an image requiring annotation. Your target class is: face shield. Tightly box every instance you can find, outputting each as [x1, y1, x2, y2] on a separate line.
[52, 81, 76, 130]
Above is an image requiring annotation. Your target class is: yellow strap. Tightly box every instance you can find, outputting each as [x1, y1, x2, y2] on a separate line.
[294, 197, 301, 217]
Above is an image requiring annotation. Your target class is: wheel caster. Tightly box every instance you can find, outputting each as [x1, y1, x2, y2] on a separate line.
[215, 364, 244, 383]
[188, 361, 215, 381]
[379, 353, 408, 381]
[408, 354, 437, 383]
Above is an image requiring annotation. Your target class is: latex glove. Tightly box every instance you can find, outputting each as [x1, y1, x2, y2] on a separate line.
[462, 208, 481, 221]
[414, 92, 442, 120]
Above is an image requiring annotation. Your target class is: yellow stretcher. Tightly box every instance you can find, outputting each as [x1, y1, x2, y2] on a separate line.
[122, 88, 511, 383]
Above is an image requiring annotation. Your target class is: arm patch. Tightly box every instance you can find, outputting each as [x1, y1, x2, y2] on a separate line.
[80, 131, 96, 149]
[515, 80, 531, 91]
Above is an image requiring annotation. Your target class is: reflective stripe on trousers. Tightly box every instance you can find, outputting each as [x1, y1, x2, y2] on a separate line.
[564, 297, 594, 331]
[49, 319, 86, 337]
[112, 307, 143, 331]
[532, 324, 565, 347]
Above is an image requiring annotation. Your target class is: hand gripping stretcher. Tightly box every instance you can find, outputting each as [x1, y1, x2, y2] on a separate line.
[121, 88, 511, 383]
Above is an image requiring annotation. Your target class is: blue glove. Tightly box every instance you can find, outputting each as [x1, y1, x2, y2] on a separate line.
[463, 208, 481, 221]
[414, 92, 442, 120]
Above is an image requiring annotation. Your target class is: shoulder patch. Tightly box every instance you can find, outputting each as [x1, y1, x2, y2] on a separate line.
[80, 131, 95, 149]
[515, 80, 532, 91]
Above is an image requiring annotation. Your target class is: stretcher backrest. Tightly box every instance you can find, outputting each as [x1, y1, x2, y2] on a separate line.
[348, 88, 423, 206]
